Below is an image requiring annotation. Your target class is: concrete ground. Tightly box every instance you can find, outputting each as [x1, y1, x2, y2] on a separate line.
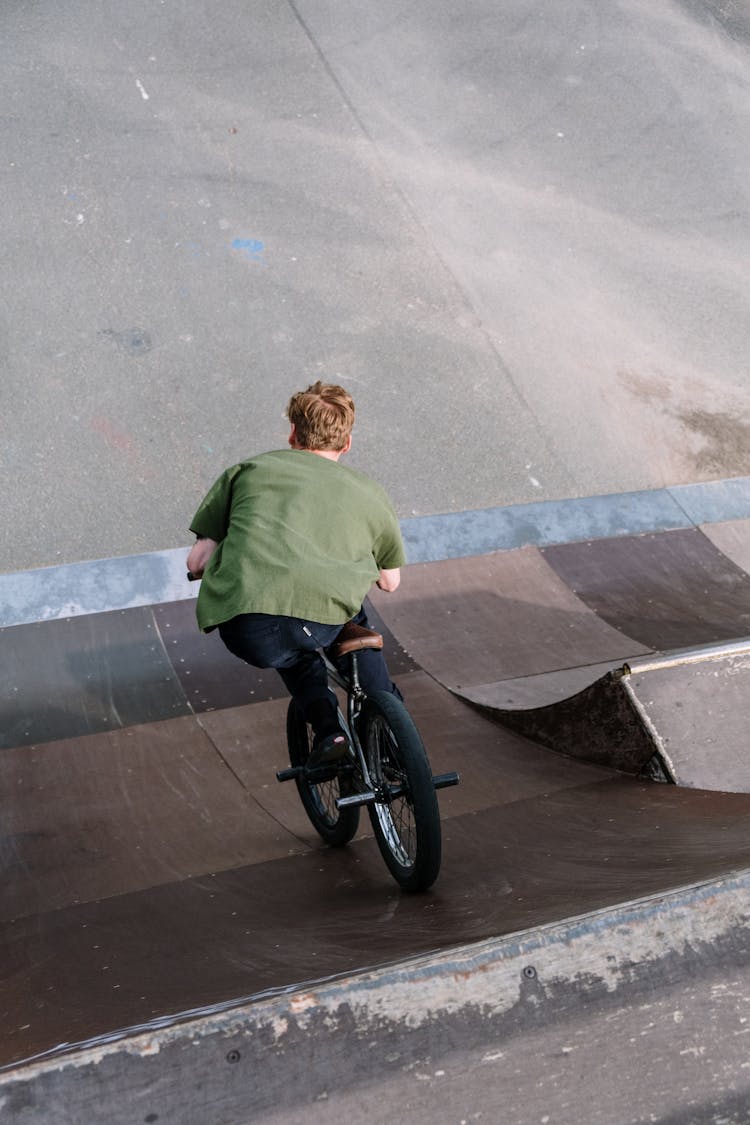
[255, 960, 750, 1125]
[2, 0, 750, 573]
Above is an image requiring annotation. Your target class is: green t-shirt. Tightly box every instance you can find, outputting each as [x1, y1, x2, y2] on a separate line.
[189, 449, 406, 631]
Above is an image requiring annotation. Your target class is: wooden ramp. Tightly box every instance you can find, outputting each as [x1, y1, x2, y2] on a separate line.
[369, 523, 750, 791]
[3, 525, 750, 1120]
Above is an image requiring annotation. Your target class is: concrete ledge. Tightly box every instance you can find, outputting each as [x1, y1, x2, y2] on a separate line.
[3, 868, 748, 1124]
[2, 476, 750, 629]
[0, 549, 193, 630]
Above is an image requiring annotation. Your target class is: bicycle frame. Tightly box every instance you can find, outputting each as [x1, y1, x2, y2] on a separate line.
[276, 643, 459, 811]
[322, 648, 459, 808]
[322, 648, 380, 805]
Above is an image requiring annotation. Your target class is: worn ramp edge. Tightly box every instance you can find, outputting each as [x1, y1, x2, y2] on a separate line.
[462, 640, 750, 793]
[462, 664, 655, 777]
[2, 869, 748, 1125]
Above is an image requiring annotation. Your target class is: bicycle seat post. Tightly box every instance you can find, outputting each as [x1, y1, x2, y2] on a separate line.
[326, 622, 384, 719]
[347, 651, 365, 699]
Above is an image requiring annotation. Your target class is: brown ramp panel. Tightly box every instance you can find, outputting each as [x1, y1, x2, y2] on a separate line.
[0, 609, 191, 749]
[0, 704, 314, 923]
[701, 517, 750, 574]
[542, 528, 750, 651]
[368, 547, 650, 697]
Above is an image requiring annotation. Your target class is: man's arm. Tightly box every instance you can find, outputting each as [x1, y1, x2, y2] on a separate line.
[376, 567, 400, 592]
[187, 537, 218, 578]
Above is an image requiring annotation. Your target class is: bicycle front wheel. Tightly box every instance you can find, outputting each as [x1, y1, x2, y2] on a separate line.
[361, 691, 442, 892]
[286, 700, 360, 847]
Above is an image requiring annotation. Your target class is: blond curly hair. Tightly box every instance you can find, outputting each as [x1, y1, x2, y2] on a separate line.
[286, 381, 355, 451]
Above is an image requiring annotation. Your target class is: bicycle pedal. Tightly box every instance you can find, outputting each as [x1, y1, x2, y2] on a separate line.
[303, 763, 339, 781]
[432, 771, 460, 790]
[276, 766, 303, 783]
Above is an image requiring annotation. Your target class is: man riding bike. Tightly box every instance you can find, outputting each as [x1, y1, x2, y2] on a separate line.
[187, 381, 405, 769]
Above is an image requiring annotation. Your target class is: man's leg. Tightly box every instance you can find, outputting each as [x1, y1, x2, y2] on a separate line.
[218, 613, 349, 761]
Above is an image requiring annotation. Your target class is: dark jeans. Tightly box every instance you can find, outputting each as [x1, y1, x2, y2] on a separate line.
[218, 605, 399, 737]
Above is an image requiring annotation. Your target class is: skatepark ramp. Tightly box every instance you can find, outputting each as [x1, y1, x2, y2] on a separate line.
[445, 641, 750, 793]
[368, 522, 750, 794]
[2, 505, 750, 1121]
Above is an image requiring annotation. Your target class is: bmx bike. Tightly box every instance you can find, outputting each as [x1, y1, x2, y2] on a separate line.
[276, 620, 459, 892]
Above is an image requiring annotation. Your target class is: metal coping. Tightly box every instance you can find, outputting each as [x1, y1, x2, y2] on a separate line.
[1, 476, 749, 629]
[624, 637, 750, 676]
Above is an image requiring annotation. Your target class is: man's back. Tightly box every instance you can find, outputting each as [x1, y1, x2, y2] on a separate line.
[191, 449, 404, 630]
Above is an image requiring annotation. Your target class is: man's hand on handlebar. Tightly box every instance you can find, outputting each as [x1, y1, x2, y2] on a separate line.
[376, 567, 400, 593]
[186, 536, 218, 580]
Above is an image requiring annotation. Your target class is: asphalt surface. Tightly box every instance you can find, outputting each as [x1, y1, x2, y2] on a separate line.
[3, 0, 750, 573]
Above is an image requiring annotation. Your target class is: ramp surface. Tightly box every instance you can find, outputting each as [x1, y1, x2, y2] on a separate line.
[4, 676, 750, 1070]
[3, 527, 750, 1073]
[625, 645, 750, 791]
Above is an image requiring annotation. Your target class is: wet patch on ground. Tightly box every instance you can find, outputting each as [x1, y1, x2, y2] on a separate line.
[678, 408, 750, 476]
[675, 0, 750, 44]
[617, 368, 750, 479]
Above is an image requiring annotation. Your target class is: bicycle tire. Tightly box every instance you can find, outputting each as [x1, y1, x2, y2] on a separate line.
[361, 691, 442, 892]
[286, 700, 360, 847]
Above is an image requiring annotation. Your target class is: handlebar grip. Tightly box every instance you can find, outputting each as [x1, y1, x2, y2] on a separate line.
[187, 571, 200, 582]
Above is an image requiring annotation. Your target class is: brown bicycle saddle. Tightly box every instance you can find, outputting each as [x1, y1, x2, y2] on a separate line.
[328, 622, 384, 658]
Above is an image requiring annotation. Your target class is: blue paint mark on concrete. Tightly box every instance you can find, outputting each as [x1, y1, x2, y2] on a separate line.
[232, 238, 265, 261]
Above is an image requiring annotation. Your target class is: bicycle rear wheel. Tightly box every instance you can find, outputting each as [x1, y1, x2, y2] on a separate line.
[361, 691, 441, 892]
[286, 700, 360, 847]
